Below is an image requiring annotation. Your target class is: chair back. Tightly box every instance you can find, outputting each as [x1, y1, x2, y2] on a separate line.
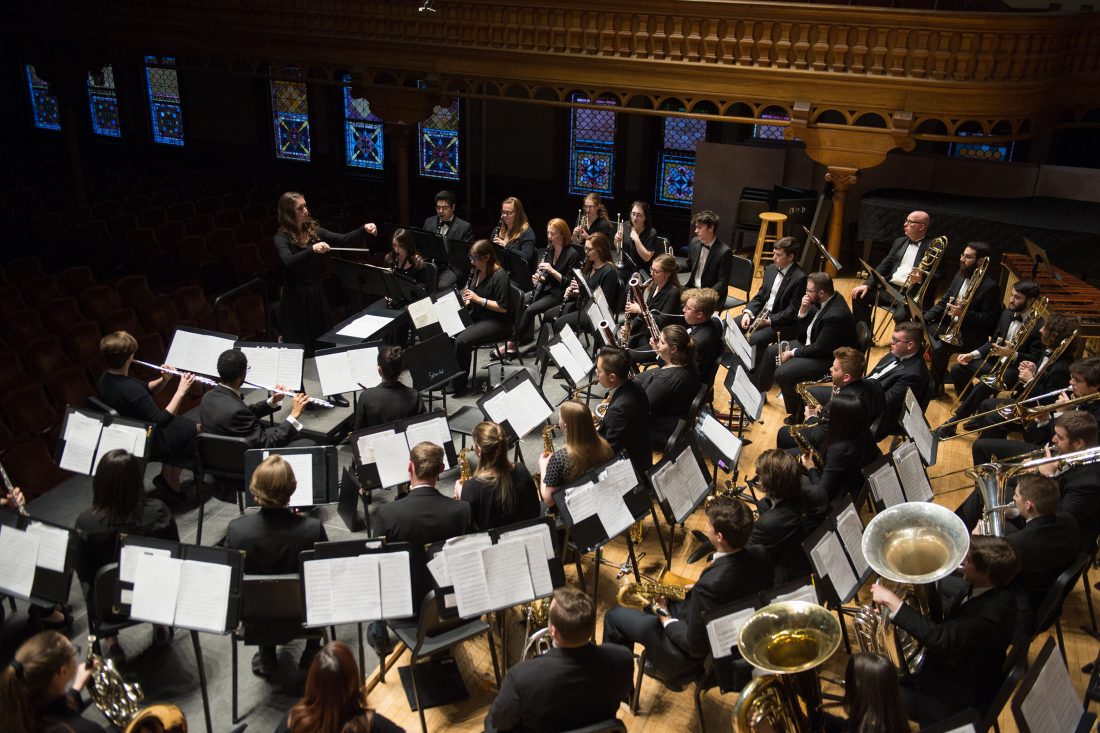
[238, 573, 308, 644]
[981, 640, 1030, 731]
[89, 563, 138, 634]
[728, 255, 754, 297]
[1032, 552, 1092, 635]
[855, 321, 874, 369]
[194, 433, 251, 481]
[89, 396, 120, 417]
[412, 590, 466, 653]
[506, 285, 525, 337]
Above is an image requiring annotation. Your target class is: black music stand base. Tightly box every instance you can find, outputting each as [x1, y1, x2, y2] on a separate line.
[190, 630, 214, 733]
[398, 654, 469, 710]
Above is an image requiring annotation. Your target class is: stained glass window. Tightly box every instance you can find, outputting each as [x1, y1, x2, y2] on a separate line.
[343, 81, 384, 171]
[949, 132, 1014, 162]
[753, 113, 789, 141]
[144, 56, 184, 146]
[569, 95, 617, 197]
[270, 68, 310, 162]
[24, 65, 61, 131]
[655, 117, 707, 208]
[418, 99, 459, 180]
[87, 65, 121, 138]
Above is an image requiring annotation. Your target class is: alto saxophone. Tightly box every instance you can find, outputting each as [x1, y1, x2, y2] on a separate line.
[789, 423, 822, 465]
[794, 376, 831, 411]
[458, 447, 472, 482]
[616, 580, 687, 612]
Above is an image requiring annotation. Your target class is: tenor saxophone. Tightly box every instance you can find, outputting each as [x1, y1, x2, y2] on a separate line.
[616, 580, 687, 611]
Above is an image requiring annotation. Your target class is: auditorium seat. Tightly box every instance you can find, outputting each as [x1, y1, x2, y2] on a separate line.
[78, 285, 124, 324]
[40, 297, 86, 334]
[62, 206, 94, 232]
[196, 196, 222, 215]
[21, 274, 65, 309]
[44, 365, 98, 413]
[5, 256, 46, 282]
[30, 212, 69, 247]
[0, 353, 32, 394]
[215, 208, 244, 230]
[0, 309, 48, 347]
[92, 200, 122, 221]
[107, 212, 140, 239]
[125, 228, 162, 263]
[0, 287, 29, 319]
[1, 385, 61, 440]
[23, 336, 73, 376]
[62, 321, 104, 370]
[138, 206, 168, 229]
[2, 437, 70, 499]
[75, 220, 115, 250]
[101, 308, 145, 337]
[205, 227, 237, 255]
[57, 265, 98, 297]
[138, 296, 182, 340]
[115, 274, 157, 309]
[187, 214, 216, 237]
[222, 191, 248, 210]
[156, 220, 188, 249]
[214, 306, 242, 338]
[172, 285, 216, 328]
[123, 194, 151, 213]
[230, 243, 267, 277]
[151, 190, 178, 208]
[167, 201, 196, 221]
[232, 294, 269, 341]
[235, 220, 265, 246]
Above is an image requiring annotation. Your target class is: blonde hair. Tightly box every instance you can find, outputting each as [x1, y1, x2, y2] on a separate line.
[472, 422, 517, 514]
[250, 455, 297, 508]
[560, 401, 613, 478]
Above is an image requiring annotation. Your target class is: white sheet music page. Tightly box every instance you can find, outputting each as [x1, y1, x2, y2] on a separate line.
[277, 347, 305, 390]
[0, 525, 39, 598]
[370, 431, 412, 489]
[724, 319, 755, 370]
[407, 297, 439, 330]
[347, 346, 382, 390]
[482, 541, 535, 609]
[59, 411, 103, 475]
[893, 442, 933, 503]
[592, 287, 613, 325]
[868, 461, 906, 508]
[835, 505, 869, 577]
[706, 606, 757, 658]
[560, 325, 594, 376]
[772, 585, 818, 605]
[336, 313, 392, 340]
[239, 345, 282, 390]
[336, 556, 381, 623]
[504, 380, 551, 438]
[563, 481, 597, 523]
[809, 533, 857, 600]
[732, 366, 763, 420]
[377, 551, 414, 619]
[498, 534, 554, 597]
[1021, 646, 1083, 733]
[902, 388, 936, 466]
[101, 422, 149, 460]
[119, 544, 172, 583]
[166, 330, 236, 377]
[404, 417, 453, 471]
[435, 291, 467, 337]
[498, 524, 555, 561]
[549, 342, 586, 385]
[482, 388, 512, 425]
[585, 301, 609, 344]
[303, 559, 335, 626]
[275, 452, 316, 507]
[590, 479, 635, 539]
[653, 449, 706, 523]
[315, 350, 355, 397]
[25, 522, 69, 573]
[130, 553, 182, 626]
[448, 544, 493, 618]
[700, 413, 742, 465]
[174, 560, 232, 633]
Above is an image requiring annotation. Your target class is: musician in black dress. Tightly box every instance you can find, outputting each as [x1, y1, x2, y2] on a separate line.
[613, 200, 661, 280]
[571, 192, 616, 246]
[551, 232, 621, 339]
[623, 253, 682, 353]
[449, 239, 512, 395]
[384, 228, 433, 291]
[97, 330, 198, 498]
[454, 421, 540, 531]
[493, 196, 538, 275]
[800, 390, 881, 501]
[505, 217, 581, 357]
[353, 346, 424, 430]
[424, 189, 473, 290]
[0, 631, 106, 733]
[637, 325, 701, 449]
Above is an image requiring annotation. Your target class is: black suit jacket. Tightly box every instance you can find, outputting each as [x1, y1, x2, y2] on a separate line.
[976, 309, 1044, 367]
[745, 263, 807, 333]
[863, 236, 932, 292]
[225, 508, 328, 575]
[599, 380, 652, 477]
[866, 353, 929, 439]
[686, 237, 732, 300]
[794, 295, 857, 361]
[809, 435, 881, 501]
[1007, 512, 1080, 614]
[353, 382, 424, 431]
[423, 214, 474, 244]
[750, 492, 828, 584]
[484, 643, 634, 733]
[199, 384, 298, 448]
[688, 316, 723, 387]
[924, 273, 1001, 351]
[1060, 463, 1100, 552]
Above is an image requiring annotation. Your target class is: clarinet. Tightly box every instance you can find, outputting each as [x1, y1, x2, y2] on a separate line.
[0, 460, 27, 516]
[492, 215, 506, 245]
[532, 244, 553, 298]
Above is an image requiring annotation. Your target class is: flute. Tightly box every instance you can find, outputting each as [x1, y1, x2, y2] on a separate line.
[133, 360, 219, 387]
[0, 460, 28, 516]
[243, 381, 334, 408]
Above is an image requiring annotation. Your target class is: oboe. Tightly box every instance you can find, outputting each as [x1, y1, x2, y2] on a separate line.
[242, 380, 334, 409]
[133, 360, 219, 387]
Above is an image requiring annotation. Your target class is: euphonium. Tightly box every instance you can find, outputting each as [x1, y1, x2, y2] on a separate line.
[937, 255, 989, 346]
[853, 503, 970, 677]
[615, 580, 687, 611]
[520, 599, 553, 660]
[905, 235, 947, 305]
[85, 635, 145, 729]
[979, 296, 1049, 392]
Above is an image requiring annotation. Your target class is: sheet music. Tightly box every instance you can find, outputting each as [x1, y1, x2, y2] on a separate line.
[652, 449, 708, 523]
[732, 366, 763, 420]
[269, 451, 315, 506]
[504, 379, 551, 438]
[25, 522, 69, 572]
[772, 585, 818, 605]
[724, 319, 755, 370]
[894, 442, 933, 503]
[404, 416, 454, 471]
[347, 346, 382, 389]
[586, 301, 609, 344]
[0, 525, 38, 597]
[342, 556, 383, 623]
[238, 345, 280, 390]
[699, 413, 742, 465]
[174, 560, 231, 632]
[809, 532, 857, 600]
[560, 325, 593, 375]
[97, 422, 148, 465]
[496, 535, 554, 597]
[498, 523, 555, 561]
[370, 430, 412, 489]
[448, 545, 493, 618]
[431, 533, 492, 588]
[408, 297, 439, 330]
[336, 313, 392, 339]
[119, 544, 173, 583]
[166, 329, 236, 377]
[706, 606, 758, 658]
[592, 287, 613, 325]
[377, 551, 414, 618]
[482, 388, 512, 425]
[303, 559, 336, 626]
[868, 461, 906, 508]
[602, 458, 638, 493]
[902, 388, 936, 466]
[572, 268, 591, 299]
[130, 553, 182, 626]
[563, 481, 597, 523]
[59, 411, 103, 475]
[591, 481, 636, 539]
[482, 541, 535, 609]
[1021, 648, 1084, 733]
[550, 342, 588, 385]
[434, 291, 466, 337]
[835, 505, 869, 577]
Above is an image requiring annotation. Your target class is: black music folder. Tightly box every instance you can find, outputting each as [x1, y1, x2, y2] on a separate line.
[244, 445, 339, 506]
[647, 442, 712, 526]
[0, 508, 78, 606]
[554, 453, 651, 553]
[56, 406, 154, 477]
[405, 334, 463, 393]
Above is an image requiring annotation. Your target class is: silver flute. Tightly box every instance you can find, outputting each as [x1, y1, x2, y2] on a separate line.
[243, 381, 334, 408]
[133, 360, 219, 387]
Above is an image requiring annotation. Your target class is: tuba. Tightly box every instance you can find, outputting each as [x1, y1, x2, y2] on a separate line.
[85, 635, 145, 729]
[905, 235, 947, 305]
[853, 503, 970, 677]
[936, 256, 989, 346]
[734, 601, 842, 733]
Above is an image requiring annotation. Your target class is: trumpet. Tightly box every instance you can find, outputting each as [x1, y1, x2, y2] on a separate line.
[133, 359, 219, 387]
[745, 306, 770, 337]
[243, 380, 334, 409]
[776, 340, 789, 367]
[572, 207, 585, 246]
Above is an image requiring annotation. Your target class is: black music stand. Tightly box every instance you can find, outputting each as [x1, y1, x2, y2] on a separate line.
[1023, 237, 1062, 282]
[1010, 636, 1095, 733]
[0, 508, 79, 608]
[647, 441, 713, 566]
[475, 368, 553, 444]
[405, 333, 462, 412]
[349, 409, 457, 493]
[802, 508, 870, 655]
[722, 364, 764, 438]
[693, 406, 743, 485]
[56, 406, 155, 476]
[321, 300, 402, 346]
[494, 244, 533, 291]
[244, 445, 339, 506]
[165, 325, 240, 378]
[862, 454, 907, 511]
[804, 225, 842, 274]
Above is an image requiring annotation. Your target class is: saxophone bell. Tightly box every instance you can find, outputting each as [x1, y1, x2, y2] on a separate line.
[84, 634, 146, 729]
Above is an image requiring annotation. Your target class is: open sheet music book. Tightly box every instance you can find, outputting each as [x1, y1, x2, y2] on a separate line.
[128, 554, 233, 633]
[314, 342, 383, 396]
[477, 370, 553, 440]
[892, 441, 934, 503]
[649, 443, 710, 525]
[704, 583, 820, 659]
[728, 365, 763, 422]
[302, 550, 413, 626]
[235, 342, 304, 392]
[804, 500, 870, 604]
[407, 290, 468, 338]
[57, 407, 152, 476]
[864, 456, 906, 509]
[547, 324, 594, 386]
[166, 326, 239, 378]
[1015, 637, 1090, 733]
[0, 519, 72, 599]
[723, 317, 755, 371]
[351, 411, 455, 490]
[902, 387, 937, 466]
[561, 457, 640, 540]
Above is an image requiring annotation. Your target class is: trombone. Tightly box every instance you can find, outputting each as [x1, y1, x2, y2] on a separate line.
[936, 388, 1100, 441]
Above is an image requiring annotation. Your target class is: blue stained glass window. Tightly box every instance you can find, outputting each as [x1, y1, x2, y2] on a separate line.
[569, 95, 616, 197]
[144, 55, 184, 146]
[24, 65, 61, 131]
[418, 100, 460, 180]
[949, 132, 1014, 162]
[88, 65, 121, 138]
[343, 83, 384, 171]
[753, 113, 801, 142]
[270, 69, 310, 162]
[655, 117, 707, 208]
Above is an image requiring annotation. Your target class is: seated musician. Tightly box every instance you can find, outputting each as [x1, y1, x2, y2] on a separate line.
[76, 449, 179, 663]
[800, 391, 882, 502]
[571, 192, 616, 246]
[825, 653, 912, 733]
[735, 236, 807, 348]
[226, 455, 328, 677]
[454, 421, 539, 532]
[935, 279, 1043, 439]
[602, 496, 773, 689]
[849, 209, 935, 326]
[776, 346, 881, 451]
[449, 239, 512, 395]
[492, 196, 538, 276]
[684, 209, 732, 302]
[384, 228, 433, 291]
[424, 189, 473, 291]
[923, 241, 1001, 393]
[353, 346, 424, 430]
[637, 325, 701, 450]
[613, 200, 661, 280]
[970, 355, 1100, 466]
[750, 450, 828, 584]
[0, 631, 107, 733]
[871, 536, 1020, 726]
[550, 232, 621, 341]
[865, 321, 930, 440]
[538, 400, 613, 508]
[199, 348, 310, 448]
[595, 347, 652, 478]
[98, 330, 198, 499]
[1039, 412, 1100, 553]
[505, 218, 581, 359]
[622, 254, 682, 355]
[681, 287, 723, 389]
[755, 272, 858, 423]
[485, 587, 633, 733]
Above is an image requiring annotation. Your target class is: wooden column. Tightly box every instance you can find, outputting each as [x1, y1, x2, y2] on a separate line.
[823, 167, 858, 277]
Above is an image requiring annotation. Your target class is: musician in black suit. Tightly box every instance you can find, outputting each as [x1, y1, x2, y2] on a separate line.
[736, 237, 807, 346]
[603, 496, 773, 686]
[849, 210, 935, 325]
[936, 280, 1044, 438]
[596, 347, 652, 477]
[872, 536, 1020, 726]
[865, 321, 930, 440]
[226, 455, 328, 676]
[682, 287, 723, 389]
[776, 347, 881, 452]
[750, 450, 828, 584]
[485, 587, 633, 733]
[923, 242, 1002, 391]
[684, 209, 732, 302]
[761, 272, 858, 421]
[353, 346, 424, 430]
[424, 190, 473, 291]
[199, 349, 311, 449]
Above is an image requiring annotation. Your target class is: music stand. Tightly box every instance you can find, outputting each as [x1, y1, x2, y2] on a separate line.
[647, 441, 713, 564]
[56, 406, 154, 476]
[349, 410, 457, 492]
[1011, 636, 1095, 733]
[165, 325, 239, 378]
[803, 225, 842, 274]
[322, 301, 402, 346]
[891, 440, 934, 502]
[0, 509, 78, 608]
[723, 364, 764, 436]
[475, 368, 553, 443]
[244, 445, 339, 506]
[403, 226, 449, 264]
[901, 386, 938, 466]
[494, 244, 533, 291]
[1023, 237, 1062, 282]
[862, 455, 907, 511]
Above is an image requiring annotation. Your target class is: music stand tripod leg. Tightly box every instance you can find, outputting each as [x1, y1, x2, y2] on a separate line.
[191, 630, 214, 733]
[624, 536, 643, 584]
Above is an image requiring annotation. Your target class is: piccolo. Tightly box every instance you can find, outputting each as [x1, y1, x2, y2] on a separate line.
[133, 360, 219, 387]
[0, 460, 28, 516]
[243, 380, 334, 409]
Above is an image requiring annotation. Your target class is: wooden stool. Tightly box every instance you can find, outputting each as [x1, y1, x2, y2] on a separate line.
[753, 211, 787, 275]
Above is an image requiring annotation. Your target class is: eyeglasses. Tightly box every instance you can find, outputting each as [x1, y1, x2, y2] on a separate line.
[904, 219, 926, 226]
[890, 337, 913, 345]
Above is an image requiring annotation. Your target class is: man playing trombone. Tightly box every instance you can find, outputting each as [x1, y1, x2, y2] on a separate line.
[849, 210, 936, 326]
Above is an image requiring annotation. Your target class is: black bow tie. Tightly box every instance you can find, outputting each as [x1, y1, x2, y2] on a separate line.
[700, 243, 712, 250]
[1012, 315, 1024, 322]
